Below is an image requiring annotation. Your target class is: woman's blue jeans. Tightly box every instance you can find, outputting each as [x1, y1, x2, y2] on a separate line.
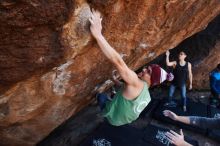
[168, 84, 187, 106]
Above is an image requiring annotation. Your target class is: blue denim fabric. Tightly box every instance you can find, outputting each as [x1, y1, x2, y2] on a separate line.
[168, 84, 187, 106]
[189, 117, 220, 129]
[97, 93, 109, 110]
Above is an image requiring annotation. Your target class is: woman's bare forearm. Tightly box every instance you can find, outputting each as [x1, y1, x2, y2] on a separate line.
[95, 35, 123, 65]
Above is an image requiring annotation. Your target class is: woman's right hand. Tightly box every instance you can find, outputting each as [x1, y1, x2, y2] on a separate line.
[89, 9, 103, 39]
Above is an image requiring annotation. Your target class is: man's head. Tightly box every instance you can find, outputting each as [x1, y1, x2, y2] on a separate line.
[138, 65, 174, 87]
[138, 67, 151, 84]
[178, 51, 187, 61]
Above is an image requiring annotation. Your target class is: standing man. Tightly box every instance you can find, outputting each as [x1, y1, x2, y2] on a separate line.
[164, 50, 193, 112]
[90, 10, 151, 126]
[210, 63, 220, 107]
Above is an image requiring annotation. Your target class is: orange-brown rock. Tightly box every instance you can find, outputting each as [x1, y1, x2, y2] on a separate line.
[193, 40, 220, 89]
[0, 0, 220, 145]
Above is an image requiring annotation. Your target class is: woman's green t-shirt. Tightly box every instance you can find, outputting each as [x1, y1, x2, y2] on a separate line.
[102, 82, 151, 126]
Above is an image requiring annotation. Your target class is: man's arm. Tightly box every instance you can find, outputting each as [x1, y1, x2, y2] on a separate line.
[189, 117, 220, 129]
[163, 110, 190, 124]
[164, 110, 220, 129]
[89, 10, 140, 86]
[188, 63, 193, 90]
[176, 116, 190, 124]
[166, 50, 176, 67]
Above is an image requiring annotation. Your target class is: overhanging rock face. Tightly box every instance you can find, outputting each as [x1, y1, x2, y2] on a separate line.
[0, 0, 220, 145]
[193, 40, 220, 89]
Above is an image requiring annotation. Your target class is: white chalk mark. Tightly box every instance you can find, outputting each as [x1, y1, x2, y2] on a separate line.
[139, 43, 148, 49]
[120, 53, 128, 59]
[53, 61, 73, 96]
[148, 52, 155, 58]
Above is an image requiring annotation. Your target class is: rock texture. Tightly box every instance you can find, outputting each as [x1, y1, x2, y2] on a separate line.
[0, 0, 220, 145]
[0, 0, 73, 91]
[193, 40, 220, 89]
[148, 14, 220, 89]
